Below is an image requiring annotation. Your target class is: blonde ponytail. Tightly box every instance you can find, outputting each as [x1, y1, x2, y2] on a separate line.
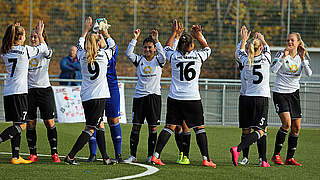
[247, 38, 262, 68]
[85, 33, 100, 66]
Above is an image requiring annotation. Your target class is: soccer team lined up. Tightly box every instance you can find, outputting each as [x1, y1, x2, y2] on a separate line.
[0, 16, 311, 168]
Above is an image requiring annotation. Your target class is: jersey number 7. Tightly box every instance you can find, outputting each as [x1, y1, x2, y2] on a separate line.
[8, 58, 17, 77]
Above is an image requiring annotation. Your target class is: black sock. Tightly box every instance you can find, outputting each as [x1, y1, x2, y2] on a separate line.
[286, 134, 298, 159]
[195, 128, 210, 160]
[96, 128, 108, 159]
[130, 129, 140, 157]
[154, 128, 173, 157]
[68, 130, 92, 159]
[238, 131, 260, 152]
[241, 134, 249, 158]
[257, 134, 267, 161]
[47, 125, 58, 155]
[0, 125, 21, 143]
[182, 131, 191, 157]
[274, 127, 288, 156]
[11, 133, 21, 159]
[174, 130, 183, 152]
[26, 127, 37, 155]
[148, 129, 157, 157]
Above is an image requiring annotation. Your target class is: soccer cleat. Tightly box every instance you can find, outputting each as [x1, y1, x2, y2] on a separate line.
[27, 154, 38, 162]
[86, 154, 97, 162]
[177, 155, 191, 165]
[271, 154, 284, 165]
[146, 156, 152, 164]
[103, 158, 117, 165]
[238, 157, 249, 165]
[115, 154, 124, 163]
[51, 153, 61, 163]
[285, 158, 302, 166]
[176, 152, 183, 164]
[202, 159, 216, 168]
[261, 161, 271, 167]
[11, 156, 33, 164]
[230, 146, 240, 166]
[151, 155, 165, 165]
[258, 158, 262, 166]
[124, 155, 137, 163]
[64, 156, 80, 165]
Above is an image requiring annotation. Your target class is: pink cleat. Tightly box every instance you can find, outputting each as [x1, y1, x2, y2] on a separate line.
[230, 146, 240, 166]
[151, 155, 165, 165]
[285, 158, 302, 166]
[27, 154, 38, 162]
[261, 161, 271, 167]
[202, 159, 216, 168]
[271, 154, 284, 165]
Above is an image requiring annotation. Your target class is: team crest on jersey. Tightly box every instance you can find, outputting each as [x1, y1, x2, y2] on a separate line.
[143, 66, 152, 74]
[290, 64, 298, 73]
[29, 58, 39, 67]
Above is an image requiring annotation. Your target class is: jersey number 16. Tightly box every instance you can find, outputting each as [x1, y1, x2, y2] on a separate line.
[176, 61, 196, 81]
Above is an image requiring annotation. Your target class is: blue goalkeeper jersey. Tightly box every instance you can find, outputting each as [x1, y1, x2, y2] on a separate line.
[107, 43, 119, 91]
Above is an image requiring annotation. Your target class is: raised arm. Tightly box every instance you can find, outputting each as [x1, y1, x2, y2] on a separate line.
[152, 29, 165, 64]
[191, 25, 209, 49]
[81, 17, 93, 38]
[26, 20, 48, 57]
[126, 29, 141, 65]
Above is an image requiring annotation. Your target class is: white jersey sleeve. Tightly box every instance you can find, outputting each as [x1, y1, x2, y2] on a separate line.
[235, 41, 247, 95]
[302, 60, 312, 76]
[164, 46, 175, 63]
[172, 38, 179, 50]
[126, 39, 141, 67]
[155, 42, 166, 67]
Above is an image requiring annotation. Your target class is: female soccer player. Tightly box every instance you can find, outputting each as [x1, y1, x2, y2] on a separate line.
[64, 17, 116, 165]
[230, 26, 271, 167]
[0, 21, 47, 164]
[87, 36, 123, 163]
[26, 28, 60, 163]
[235, 26, 267, 166]
[270, 33, 312, 166]
[124, 28, 165, 164]
[151, 20, 216, 167]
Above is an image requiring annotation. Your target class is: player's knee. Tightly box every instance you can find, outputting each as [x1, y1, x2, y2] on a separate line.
[291, 126, 301, 135]
[27, 120, 36, 129]
[107, 117, 119, 125]
[44, 119, 55, 128]
[18, 123, 26, 131]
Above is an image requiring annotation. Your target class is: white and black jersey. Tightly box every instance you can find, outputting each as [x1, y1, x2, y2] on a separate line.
[271, 51, 312, 93]
[235, 41, 247, 95]
[238, 45, 271, 97]
[126, 39, 166, 98]
[28, 46, 53, 88]
[164, 45, 211, 100]
[77, 37, 116, 101]
[1, 43, 48, 96]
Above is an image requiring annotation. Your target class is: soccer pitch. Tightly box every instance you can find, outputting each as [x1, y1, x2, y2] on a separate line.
[0, 122, 319, 180]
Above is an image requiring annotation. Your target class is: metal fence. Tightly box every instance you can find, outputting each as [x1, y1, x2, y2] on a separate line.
[1, 76, 319, 127]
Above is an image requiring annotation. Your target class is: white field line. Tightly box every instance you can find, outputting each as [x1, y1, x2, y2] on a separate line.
[0, 152, 159, 180]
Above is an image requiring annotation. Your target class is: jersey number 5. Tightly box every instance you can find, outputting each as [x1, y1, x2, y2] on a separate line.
[253, 65, 263, 84]
[8, 58, 17, 77]
[88, 62, 100, 80]
[176, 61, 196, 81]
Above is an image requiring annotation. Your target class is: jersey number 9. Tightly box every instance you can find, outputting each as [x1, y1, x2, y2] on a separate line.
[88, 62, 100, 80]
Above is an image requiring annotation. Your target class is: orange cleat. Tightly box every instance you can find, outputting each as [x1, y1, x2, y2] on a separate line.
[202, 159, 216, 168]
[285, 158, 302, 166]
[271, 154, 284, 165]
[151, 155, 165, 165]
[11, 156, 33, 164]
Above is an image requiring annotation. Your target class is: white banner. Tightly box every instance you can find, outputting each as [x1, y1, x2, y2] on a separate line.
[52, 83, 127, 123]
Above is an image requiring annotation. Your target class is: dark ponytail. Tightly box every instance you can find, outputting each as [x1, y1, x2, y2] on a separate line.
[1, 24, 24, 54]
[177, 33, 193, 55]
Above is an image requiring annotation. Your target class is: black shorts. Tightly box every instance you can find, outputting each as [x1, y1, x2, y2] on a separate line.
[166, 97, 204, 128]
[82, 98, 106, 129]
[239, 95, 248, 129]
[27, 87, 55, 121]
[132, 94, 161, 126]
[239, 96, 268, 130]
[4, 93, 28, 124]
[273, 90, 302, 119]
